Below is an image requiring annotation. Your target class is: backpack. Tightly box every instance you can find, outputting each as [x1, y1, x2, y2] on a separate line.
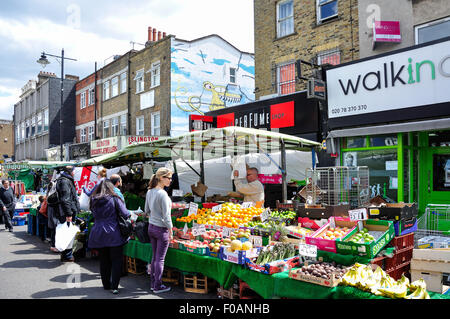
[46, 179, 60, 207]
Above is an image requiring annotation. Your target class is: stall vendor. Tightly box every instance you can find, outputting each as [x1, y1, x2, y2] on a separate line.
[233, 167, 265, 205]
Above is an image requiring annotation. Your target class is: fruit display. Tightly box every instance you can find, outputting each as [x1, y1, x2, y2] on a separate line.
[270, 210, 296, 220]
[340, 263, 430, 299]
[346, 228, 384, 244]
[291, 261, 351, 281]
[254, 243, 297, 265]
[315, 226, 351, 240]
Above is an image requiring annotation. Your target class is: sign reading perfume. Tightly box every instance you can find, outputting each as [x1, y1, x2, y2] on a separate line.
[373, 21, 401, 43]
[327, 39, 450, 119]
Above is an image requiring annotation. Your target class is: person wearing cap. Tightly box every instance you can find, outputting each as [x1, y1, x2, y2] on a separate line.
[55, 166, 80, 262]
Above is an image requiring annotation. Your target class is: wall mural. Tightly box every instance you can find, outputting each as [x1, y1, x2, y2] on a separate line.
[171, 37, 255, 136]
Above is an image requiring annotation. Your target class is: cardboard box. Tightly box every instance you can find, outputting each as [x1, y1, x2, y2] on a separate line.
[410, 269, 449, 294]
[288, 261, 341, 288]
[296, 203, 351, 219]
[178, 242, 208, 255]
[245, 256, 300, 275]
[417, 236, 450, 249]
[393, 216, 417, 236]
[366, 203, 418, 222]
[305, 217, 357, 253]
[336, 219, 395, 259]
[220, 246, 261, 264]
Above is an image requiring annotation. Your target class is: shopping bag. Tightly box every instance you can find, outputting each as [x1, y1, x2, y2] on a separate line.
[79, 192, 90, 211]
[55, 222, 80, 252]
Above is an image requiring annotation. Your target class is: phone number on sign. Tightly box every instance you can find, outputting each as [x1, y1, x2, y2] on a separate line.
[330, 104, 368, 115]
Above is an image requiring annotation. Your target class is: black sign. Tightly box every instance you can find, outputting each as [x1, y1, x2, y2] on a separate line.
[69, 143, 90, 160]
[307, 78, 326, 100]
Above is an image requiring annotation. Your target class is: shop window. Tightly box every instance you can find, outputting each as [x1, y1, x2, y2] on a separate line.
[317, 0, 338, 24]
[343, 149, 398, 201]
[433, 154, 450, 191]
[370, 135, 398, 147]
[429, 130, 450, 147]
[345, 136, 366, 149]
[415, 16, 450, 44]
[277, 62, 296, 95]
[277, 0, 294, 38]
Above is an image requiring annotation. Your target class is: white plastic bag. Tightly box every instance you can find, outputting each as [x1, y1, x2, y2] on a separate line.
[55, 222, 80, 252]
[79, 192, 90, 211]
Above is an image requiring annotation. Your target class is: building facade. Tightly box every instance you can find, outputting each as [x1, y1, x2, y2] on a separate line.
[0, 119, 14, 160]
[14, 72, 77, 161]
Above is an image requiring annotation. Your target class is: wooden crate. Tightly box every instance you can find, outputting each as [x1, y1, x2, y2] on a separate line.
[183, 273, 209, 294]
[410, 248, 450, 294]
[126, 256, 145, 275]
[162, 268, 180, 285]
[217, 286, 240, 299]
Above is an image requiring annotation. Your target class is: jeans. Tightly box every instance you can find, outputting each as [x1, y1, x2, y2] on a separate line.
[147, 223, 170, 290]
[2, 209, 13, 230]
[98, 245, 124, 290]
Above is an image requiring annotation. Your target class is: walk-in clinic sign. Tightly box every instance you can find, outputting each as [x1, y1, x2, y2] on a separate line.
[373, 21, 401, 43]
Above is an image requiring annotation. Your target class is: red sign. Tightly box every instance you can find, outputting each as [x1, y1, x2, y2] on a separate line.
[270, 101, 294, 129]
[373, 21, 401, 43]
[217, 113, 235, 128]
[258, 174, 282, 184]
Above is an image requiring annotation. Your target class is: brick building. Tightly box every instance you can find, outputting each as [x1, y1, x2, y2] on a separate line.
[253, 0, 359, 99]
[0, 119, 14, 160]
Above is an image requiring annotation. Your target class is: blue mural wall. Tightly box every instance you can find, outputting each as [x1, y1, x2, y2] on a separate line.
[170, 36, 255, 136]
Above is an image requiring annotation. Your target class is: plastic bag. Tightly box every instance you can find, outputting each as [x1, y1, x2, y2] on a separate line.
[79, 192, 90, 211]
[55, 222, 80, 252]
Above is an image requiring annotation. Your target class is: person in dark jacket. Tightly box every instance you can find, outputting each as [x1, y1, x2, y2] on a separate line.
[55, 166, 80, 262]
[0, 180, 16, 232]
[88, 179, 130, 295]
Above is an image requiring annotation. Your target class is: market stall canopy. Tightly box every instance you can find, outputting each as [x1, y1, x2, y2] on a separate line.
[1, 161, 75, 170]
[77, 127, 321, 167]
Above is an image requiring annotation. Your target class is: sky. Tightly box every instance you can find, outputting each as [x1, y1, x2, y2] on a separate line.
[0, 0, 254, 121]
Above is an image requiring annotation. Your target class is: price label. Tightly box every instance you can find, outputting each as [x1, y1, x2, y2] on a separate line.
[251, 235, 263, 247]
[188, 202, 199, 216]
[212, 204, 222, 213]
[299, 243, 317, 258]
[183, 223, 189, 235]
[241, 202, 254, 208]
[260, 208, 270, 222]
[172, 189, 184, 197]
[222, 227, 232, 238]
[192, 224, 206, 236]
[348, 208, 368, 222]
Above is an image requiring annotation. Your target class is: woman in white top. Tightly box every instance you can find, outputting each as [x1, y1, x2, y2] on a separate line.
[145, 167, 173, 294]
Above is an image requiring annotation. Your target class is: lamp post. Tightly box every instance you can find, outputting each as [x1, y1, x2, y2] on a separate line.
[37, 49, 77, 161]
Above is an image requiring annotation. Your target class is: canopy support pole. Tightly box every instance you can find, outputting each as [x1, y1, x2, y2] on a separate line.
[281, 140, 287, 203]
[170, 148, 201, 178]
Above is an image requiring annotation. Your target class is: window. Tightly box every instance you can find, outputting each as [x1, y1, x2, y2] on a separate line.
[136, 116, 144, 136]
[43, 109, 49, 131]
[80, 128, 87, 143]
[103, 120, 109, 138]
[21, 122, 25, 141]
[26, 119, 30, 139]
[151, 112, 160, 136]
[111, 76, 119, 97]
[277, 62, 296, 95]
[31, 116, 36, 137]
[103, 81, 110, 100]
[36, 112, 42, 134]
[134, 69, 145, 93]
[415, 16, 450, 44]
[88, 88, 95, 105]
[16, 125, 20, 143]
[140, 90, 155, 110]
[230, 68, 236, 84]
[120, 72, 127, 94]
[317, 0, 338, 23]
[88, 126, 95, 141]
[80, 91, 86, 109]
[277, 0, 294, 38]
[317, 49, 341, 66]
[111, 117, 119, 136]
[150, 61, 160, 88]
[120, 114, 127, 135]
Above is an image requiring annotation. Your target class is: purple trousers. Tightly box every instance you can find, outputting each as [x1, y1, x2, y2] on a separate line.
[147, 223, 170, 290]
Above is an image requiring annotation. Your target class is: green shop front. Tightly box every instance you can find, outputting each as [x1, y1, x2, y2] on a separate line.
[325, 36, 450, 215]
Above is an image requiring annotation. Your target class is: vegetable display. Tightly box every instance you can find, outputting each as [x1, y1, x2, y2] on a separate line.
[254, 243, 296, 265]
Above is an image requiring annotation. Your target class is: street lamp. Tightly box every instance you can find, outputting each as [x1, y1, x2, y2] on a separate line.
[37, 49, 77, 161]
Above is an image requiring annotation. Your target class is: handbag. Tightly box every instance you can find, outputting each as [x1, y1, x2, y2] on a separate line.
[79, 191, 90, 211]
[39, 199, 48, 218]
[114, 197, 133, 238]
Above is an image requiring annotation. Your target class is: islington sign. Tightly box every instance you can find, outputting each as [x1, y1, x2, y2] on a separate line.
[327, 38, 450, 120]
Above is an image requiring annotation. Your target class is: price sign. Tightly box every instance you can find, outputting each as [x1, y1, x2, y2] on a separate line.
[222, 227, 232, 238]
[348, 208, 368, 222]
[188, 202, 199, 216]
[251, 235, 263, 247]
[172, 189, 184, 197]
[212, 204, 222, 213]
[183, 223, 189, 235]
[241, 202, 254, 208]
[260, 208, 270, 222]
[298, 243, 317, 258]
[192, 224, 206, 236]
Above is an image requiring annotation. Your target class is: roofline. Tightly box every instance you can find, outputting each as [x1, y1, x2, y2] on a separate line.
[174, 34, 254, 56]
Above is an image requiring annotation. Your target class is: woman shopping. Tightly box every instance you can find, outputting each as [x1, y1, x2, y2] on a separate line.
[88, 179, 130, 295]
[145, 168, 173, 294]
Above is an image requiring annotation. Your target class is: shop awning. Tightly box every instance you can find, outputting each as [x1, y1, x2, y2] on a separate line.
[1, 161, 75, 170]
[327, 118, 450, 139]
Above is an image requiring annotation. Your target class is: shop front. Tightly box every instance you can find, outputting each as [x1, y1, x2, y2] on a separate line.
[325, 36, 450, 214]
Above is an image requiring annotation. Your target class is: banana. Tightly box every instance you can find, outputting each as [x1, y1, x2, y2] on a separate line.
[405, 286, 426, 299]
[397, 274, 410, 289]
[410, 278, 427, 292]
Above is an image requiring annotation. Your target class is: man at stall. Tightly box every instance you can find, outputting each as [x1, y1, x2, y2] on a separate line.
[233, 167, 265, 205]
[110, 174, 125, 202]
[0, 180, 16, 232]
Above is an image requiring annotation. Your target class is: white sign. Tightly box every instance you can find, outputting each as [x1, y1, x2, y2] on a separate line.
[222, 227, 232, 238]
[173, 189, 184, 197]
[327, 39, 450, 119]
[192, 224, 206, 236]
[348, 208, 368, 221]
[241, 202, 254, 209]
[251, 235, 263, 247]
[299, 243, 317, 258]
[188, 203, 199, 216]
[212, 204, 222, 213]
[183, 223, 189, 234]
[124, 135, 162, 145]
[90, 137, 119, 157]
[231, 156, 247, 180]
[260, 208, 270, 222]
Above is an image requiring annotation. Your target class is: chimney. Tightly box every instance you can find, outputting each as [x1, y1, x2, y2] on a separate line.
[153, 29, 157, 42]
[65, 74, 79, 81]
[163, 32, 166, 38]
[158, 31, 162, 41]
[148, 27, 153, 42]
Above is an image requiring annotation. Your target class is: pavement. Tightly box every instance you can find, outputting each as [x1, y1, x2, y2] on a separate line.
[0, 224, 218, 299]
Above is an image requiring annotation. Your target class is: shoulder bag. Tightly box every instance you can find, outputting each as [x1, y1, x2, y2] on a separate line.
[114, 196, 133, 238]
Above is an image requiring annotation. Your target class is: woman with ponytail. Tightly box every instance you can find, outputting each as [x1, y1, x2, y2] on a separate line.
[144, 167, 173, 293]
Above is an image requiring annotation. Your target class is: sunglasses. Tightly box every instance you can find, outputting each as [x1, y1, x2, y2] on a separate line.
[163, 176, 172, 180]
